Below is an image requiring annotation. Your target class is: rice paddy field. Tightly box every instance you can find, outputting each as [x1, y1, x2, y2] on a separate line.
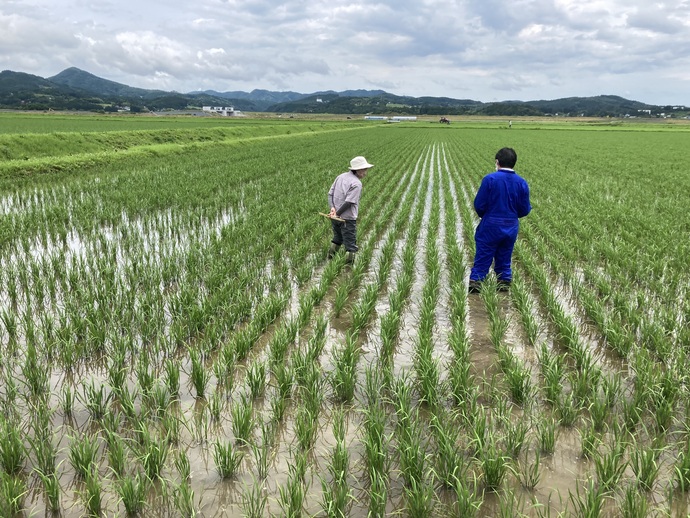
[0, 112, 689, 517]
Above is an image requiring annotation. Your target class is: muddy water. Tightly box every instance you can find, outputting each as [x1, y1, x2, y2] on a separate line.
[10, 148, 690, 518]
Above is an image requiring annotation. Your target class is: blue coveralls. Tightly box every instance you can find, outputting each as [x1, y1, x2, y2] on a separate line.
[469, 168, 531, 282]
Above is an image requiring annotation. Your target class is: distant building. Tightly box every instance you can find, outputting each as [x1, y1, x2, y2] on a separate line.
[202, 106, 236, 116]
[364, 116, 388, 120]
[390, 116, 417, 122]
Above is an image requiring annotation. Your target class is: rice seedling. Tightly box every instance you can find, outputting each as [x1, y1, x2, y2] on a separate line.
[351, 283, 378, 333]
[362, 397, 390, 478]
[137, 424, 169, 480]
[295, 404, 319, 452]
[117, 384, 140, 423]
[330, 332, 359, 403]
[116, 472, 148, 516]
[504, 418, 528, 459]
[430, 410, 466, 488]
[106, 430, 128, 478]
[68, 433, 100, 479]
[240, 478, 267, 518]
[619, 484, 648, 518]
[188, 347, 210, 399]
[398, 417, 428, 489]
[673, 438, 690, 492]
[61, 383, 75, 417]
[175, 449, 191, 482]
[579, 421, 601, 459]
[22, 341, 49, 397]
[321, 408, 351, 517]
[333, 283, 349, 317]
[451, 471, 482, 518]
[497, 489, 527, 518]
[136, 351, 155, 397]
[272, 361, 294, 402]
[629, 444, 660, 492]
[537, 416, 557, 455]
[415, 347, 440, 408]
[214, 346, 235, 393]
[147, 380, 172, 419]
[568, 477, 606, 518]
[480, 437, 511, 492]
[652, 396, 675, 434]
[0, 417, 25, 476]
[0, 471, 27, 517]
[35, 469, 60, 512]
[621, 397, 641, 432]
[588, 391, 608, 432]
[504, 358, 532, 406]
[270, 391, 288, 424]
[517, 446, 541, 491]
[246, 360, 267, 399]
[231, 393, 255, 445]
[467, 403, 487, 458]
[81, 466, 103, 517]
[174, 481, 199, 518]
[601, 372, 621, 409]
[108, 351, 128, 393]
[162, 411, 182, 446]
[320, 475, 350, 518]
[593, 439, 627, 494]
[556, 391, 580, 428]
[404, 476, 436, 517]
[208, 388, 224, 422]
[213, 438, 244, 479]
[278, 462, 309, 518]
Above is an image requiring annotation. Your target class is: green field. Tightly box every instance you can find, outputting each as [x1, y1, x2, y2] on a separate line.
[0, 113, 689, 517]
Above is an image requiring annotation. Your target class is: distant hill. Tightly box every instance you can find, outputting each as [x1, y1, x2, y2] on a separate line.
[0, 67, 682, 117]
[49, 67, 168, 99]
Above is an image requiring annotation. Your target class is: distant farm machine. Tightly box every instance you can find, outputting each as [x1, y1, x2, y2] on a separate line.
[439, 117, 451, 124]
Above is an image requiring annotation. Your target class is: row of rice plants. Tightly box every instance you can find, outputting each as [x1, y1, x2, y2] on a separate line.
[0, 125, 411, 515]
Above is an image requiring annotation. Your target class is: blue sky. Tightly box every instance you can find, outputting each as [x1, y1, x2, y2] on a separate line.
[2, 0, 690, 105]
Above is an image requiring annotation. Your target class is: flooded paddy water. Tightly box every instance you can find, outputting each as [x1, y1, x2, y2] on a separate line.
[1, 123, 690, 518]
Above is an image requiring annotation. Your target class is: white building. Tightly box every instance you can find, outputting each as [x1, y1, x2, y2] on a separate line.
[202, 106, 236, 116]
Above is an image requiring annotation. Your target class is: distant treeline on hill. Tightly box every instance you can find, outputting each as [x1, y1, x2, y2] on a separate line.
[0, 67, 687, 118]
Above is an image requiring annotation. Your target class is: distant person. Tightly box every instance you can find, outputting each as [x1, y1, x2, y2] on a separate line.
[509, 120, 512, 128]
[327, 156, 374, 264]
[468, 147, 531, 293]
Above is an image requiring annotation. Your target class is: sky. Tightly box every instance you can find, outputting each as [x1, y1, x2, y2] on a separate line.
[2, 0, 690, 105]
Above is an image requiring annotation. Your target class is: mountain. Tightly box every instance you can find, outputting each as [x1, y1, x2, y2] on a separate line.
[0, 67, 681, 117]
[49, 67, 168, 99]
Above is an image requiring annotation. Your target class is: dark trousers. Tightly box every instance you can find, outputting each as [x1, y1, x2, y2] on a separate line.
[331, 219, 358, 252]
[470, 218, 519, 281]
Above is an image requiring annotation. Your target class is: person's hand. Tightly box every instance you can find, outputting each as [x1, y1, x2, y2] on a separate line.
[329, 207, 337, 218]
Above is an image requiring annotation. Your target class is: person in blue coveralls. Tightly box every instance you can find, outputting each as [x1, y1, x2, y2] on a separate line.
[468, 147, 531, 293]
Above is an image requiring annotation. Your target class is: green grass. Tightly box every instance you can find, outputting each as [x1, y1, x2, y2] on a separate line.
[2, 118, 690, 516]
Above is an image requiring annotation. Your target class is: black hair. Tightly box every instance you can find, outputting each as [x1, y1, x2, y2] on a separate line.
[495, 147, 517, 168]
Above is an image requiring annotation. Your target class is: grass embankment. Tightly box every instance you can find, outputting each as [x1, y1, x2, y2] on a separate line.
[0, 118, 369, 179]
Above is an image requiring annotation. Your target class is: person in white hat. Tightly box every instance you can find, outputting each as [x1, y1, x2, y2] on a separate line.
[327, 156, 374, 264]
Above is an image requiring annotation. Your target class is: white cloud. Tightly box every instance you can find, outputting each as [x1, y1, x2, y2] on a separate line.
[1, 0, 690, 104]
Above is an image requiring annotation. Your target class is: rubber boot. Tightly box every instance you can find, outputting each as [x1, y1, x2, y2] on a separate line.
[497, 279, 511, 292]
[328, 243, 341, 259]
[468, 280, 482, 294]
[346, 251, 356, 265]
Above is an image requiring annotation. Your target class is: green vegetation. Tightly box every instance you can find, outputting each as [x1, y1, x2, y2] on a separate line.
[0, 113, 689, 516]
[4, 67, 689, 116]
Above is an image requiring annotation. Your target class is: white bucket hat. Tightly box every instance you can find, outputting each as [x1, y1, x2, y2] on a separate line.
[350, 156, 374, 171]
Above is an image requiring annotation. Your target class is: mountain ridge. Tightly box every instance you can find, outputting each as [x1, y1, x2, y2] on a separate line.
[0, 67, 683, 117]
